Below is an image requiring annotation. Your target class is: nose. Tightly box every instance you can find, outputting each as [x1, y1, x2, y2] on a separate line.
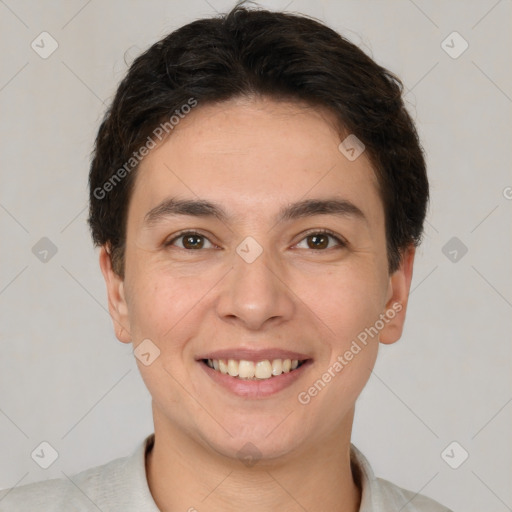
[215, 240, 295, 332]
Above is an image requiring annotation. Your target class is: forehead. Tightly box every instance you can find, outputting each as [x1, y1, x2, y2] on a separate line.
[128, 97, 382, 226]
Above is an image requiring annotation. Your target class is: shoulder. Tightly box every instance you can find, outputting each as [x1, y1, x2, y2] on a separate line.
[350, 443, 453, 512]
[0, 453, 130, 512]
[373, 476, 453, 512]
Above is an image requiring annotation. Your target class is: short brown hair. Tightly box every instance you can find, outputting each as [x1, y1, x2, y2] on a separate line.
[88, 2, 428, 277]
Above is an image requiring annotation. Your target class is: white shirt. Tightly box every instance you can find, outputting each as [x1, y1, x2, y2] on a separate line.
[0, 433, 452, 511]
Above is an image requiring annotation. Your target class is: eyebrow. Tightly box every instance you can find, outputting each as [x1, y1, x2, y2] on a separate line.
[143, 197, 367, 227]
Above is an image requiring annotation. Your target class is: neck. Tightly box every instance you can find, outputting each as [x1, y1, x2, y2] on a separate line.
[145, 413, 361, 512]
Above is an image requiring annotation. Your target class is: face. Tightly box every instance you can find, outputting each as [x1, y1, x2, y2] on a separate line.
[100, 96, 414, 463]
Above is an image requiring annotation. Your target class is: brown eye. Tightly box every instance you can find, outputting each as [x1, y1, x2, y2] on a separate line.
[296, 231, 346, 250]
[165, 232, 214, 250]
[307, 233, 329, 249]
[182, 234, 204, 249]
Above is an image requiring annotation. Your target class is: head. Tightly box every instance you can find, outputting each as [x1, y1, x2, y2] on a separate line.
[88, 4, 427, 462]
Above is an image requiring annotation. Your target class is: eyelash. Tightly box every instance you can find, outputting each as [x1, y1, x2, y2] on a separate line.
[164, 229, 346, 251]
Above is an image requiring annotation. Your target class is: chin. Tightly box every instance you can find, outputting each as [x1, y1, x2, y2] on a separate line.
[194, 417, 311, 465]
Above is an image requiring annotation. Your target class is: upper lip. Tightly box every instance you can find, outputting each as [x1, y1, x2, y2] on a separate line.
[196, 348, 312, 362]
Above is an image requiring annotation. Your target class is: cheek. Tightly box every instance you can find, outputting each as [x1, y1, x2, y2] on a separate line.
[292, 261, 386, 347]
[125, 268, 193, 342]
[125, 258, 226, 362]
[307, 266, 383, 406]
[294, 267, 381, 425]
[125, 272, 206, 406]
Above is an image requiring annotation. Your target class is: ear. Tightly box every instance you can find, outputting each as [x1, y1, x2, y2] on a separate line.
[98, 245, 131, 344]
[379, 245, 416, 345]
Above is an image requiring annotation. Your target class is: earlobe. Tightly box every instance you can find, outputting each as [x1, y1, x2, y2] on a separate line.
[379, 246, 416, 345]
[98, 245, 132, 344]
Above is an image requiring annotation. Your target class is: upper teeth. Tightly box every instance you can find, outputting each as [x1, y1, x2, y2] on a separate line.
[206, 358, 301, 380]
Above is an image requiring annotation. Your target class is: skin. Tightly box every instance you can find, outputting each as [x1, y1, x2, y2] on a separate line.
[99, 96, 415, 512]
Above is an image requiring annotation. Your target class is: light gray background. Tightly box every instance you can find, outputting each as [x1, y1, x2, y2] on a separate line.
[0, 1, 511, 510]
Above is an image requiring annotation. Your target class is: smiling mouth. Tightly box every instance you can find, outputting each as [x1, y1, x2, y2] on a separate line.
[202, 358, 308, 380]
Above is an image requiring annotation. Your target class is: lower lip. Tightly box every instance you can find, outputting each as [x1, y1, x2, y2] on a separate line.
[198, 360, 312, 399]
